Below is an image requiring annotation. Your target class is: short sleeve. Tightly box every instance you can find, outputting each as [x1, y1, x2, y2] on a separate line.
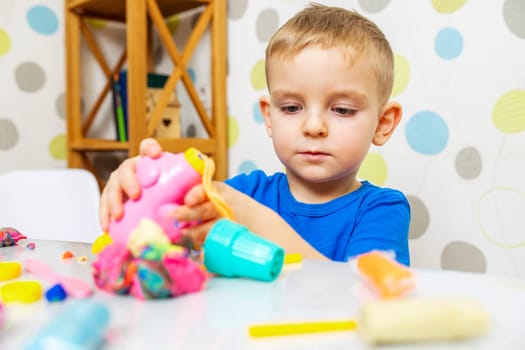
[344, 189, 411, 265]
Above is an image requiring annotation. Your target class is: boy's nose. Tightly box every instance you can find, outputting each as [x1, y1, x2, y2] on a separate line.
[302, 112, 328, 137]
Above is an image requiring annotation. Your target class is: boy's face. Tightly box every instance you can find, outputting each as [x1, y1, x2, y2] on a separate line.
[260, 47, 384, 192]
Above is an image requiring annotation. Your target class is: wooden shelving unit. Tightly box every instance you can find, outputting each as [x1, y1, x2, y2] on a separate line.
[64, 0, 228, 188]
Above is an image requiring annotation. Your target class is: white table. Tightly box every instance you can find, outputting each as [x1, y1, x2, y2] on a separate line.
[1, 240, 525, 349]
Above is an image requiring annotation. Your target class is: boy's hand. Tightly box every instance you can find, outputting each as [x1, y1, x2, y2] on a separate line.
[170, 182, 225, 245]
[99, 138, 162, 231]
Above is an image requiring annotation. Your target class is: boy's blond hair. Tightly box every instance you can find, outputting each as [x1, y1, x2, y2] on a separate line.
[265, 3, 394, 105]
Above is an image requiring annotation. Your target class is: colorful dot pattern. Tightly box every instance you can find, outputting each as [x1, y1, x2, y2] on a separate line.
[1, 1, 525, 278]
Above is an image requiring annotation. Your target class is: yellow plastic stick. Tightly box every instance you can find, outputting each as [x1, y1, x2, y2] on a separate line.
[284, 253, 303, 264]
[249, 320, 358, 337]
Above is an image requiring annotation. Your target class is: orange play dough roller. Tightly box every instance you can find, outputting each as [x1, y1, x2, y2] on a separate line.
[356, 251, 415, 298]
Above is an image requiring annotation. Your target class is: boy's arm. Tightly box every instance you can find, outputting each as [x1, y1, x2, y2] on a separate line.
[345, 191, 410, 265]
[222, 183, 328, 260]
[173, 182, 328, 260]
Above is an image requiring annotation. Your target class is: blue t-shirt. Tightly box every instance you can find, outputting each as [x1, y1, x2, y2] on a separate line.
[225, 170, 410, 265]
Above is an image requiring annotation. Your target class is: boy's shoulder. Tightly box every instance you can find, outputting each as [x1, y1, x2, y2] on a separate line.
[358, 180, 409, 205]
[227, 169, 284, 181]
[225, 170, 286, 191]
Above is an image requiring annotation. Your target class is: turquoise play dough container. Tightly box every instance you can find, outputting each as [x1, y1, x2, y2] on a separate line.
[203, 219, 285, 281]
[24, 300, 110, 350]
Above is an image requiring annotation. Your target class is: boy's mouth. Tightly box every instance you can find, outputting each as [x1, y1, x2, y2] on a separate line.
[298, 151, 330, 159]
[299, 150, 328, 155]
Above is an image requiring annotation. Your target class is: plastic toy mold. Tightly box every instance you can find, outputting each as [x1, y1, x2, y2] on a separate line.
[108, 148, 205, 245]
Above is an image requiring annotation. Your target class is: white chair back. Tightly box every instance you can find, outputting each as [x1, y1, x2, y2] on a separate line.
[0, 169, 101, 243]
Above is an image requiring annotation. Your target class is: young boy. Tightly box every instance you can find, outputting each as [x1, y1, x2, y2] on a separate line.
[99, 4, 410, 265]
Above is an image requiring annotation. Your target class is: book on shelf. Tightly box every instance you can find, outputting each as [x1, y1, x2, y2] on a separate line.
[111, 73, 127, 142]
[118, 70, 128, 136]
[118, 70, 181, 139]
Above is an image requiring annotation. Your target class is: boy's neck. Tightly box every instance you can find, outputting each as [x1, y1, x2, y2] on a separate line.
[286, 173, 362, 204]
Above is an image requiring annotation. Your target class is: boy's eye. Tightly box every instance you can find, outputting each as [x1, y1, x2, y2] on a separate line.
[280, 105, 302, 113]
[333, 107, 356, 116]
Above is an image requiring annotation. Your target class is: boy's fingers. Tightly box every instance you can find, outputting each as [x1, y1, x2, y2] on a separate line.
[171, 202, 219, 222]
[99, 178, 124, 231]
[99, 158, 136, 223]
[98, 198, 110, 231]
[117, 157, 141, 199]
[183, 220, 217, 245]
[102, 174, 125, 215]
[183, 184, 207, 207]
[109, 191, 125, 222]
[139, 138, 162, 157]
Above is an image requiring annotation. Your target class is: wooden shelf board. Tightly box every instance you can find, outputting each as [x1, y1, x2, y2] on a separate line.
[70, 137, 217, 154]
[70, 139, 130, 151]
[158, 138, 217, 154]
[67, 0, 210, 22]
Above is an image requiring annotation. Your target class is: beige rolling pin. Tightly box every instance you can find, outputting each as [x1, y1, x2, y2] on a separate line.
[359, 297, 490, 345]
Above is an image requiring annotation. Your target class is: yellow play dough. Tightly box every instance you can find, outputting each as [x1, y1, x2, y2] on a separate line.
[0, 261, 22, 281]
[360, 297, 490, 345]
[91, 232, 113, 254]
[127, 218, 171, 257]
[1, 280, 43, 303]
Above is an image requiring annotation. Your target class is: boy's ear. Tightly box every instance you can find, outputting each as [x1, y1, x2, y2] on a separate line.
[259, 95, 273, 137]
[373, 101, 402, 146]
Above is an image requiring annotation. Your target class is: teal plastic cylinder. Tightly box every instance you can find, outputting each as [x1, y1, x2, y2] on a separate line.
[203, 219, 284, 281]
[24, 300, 110, 350]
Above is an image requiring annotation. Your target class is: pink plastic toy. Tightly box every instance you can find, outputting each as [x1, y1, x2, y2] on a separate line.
[24, 258, 93, 298]
[108, 148, 205, 245]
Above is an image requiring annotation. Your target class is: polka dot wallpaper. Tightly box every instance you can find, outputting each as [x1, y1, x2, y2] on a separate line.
[1, 1, 524, 278]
